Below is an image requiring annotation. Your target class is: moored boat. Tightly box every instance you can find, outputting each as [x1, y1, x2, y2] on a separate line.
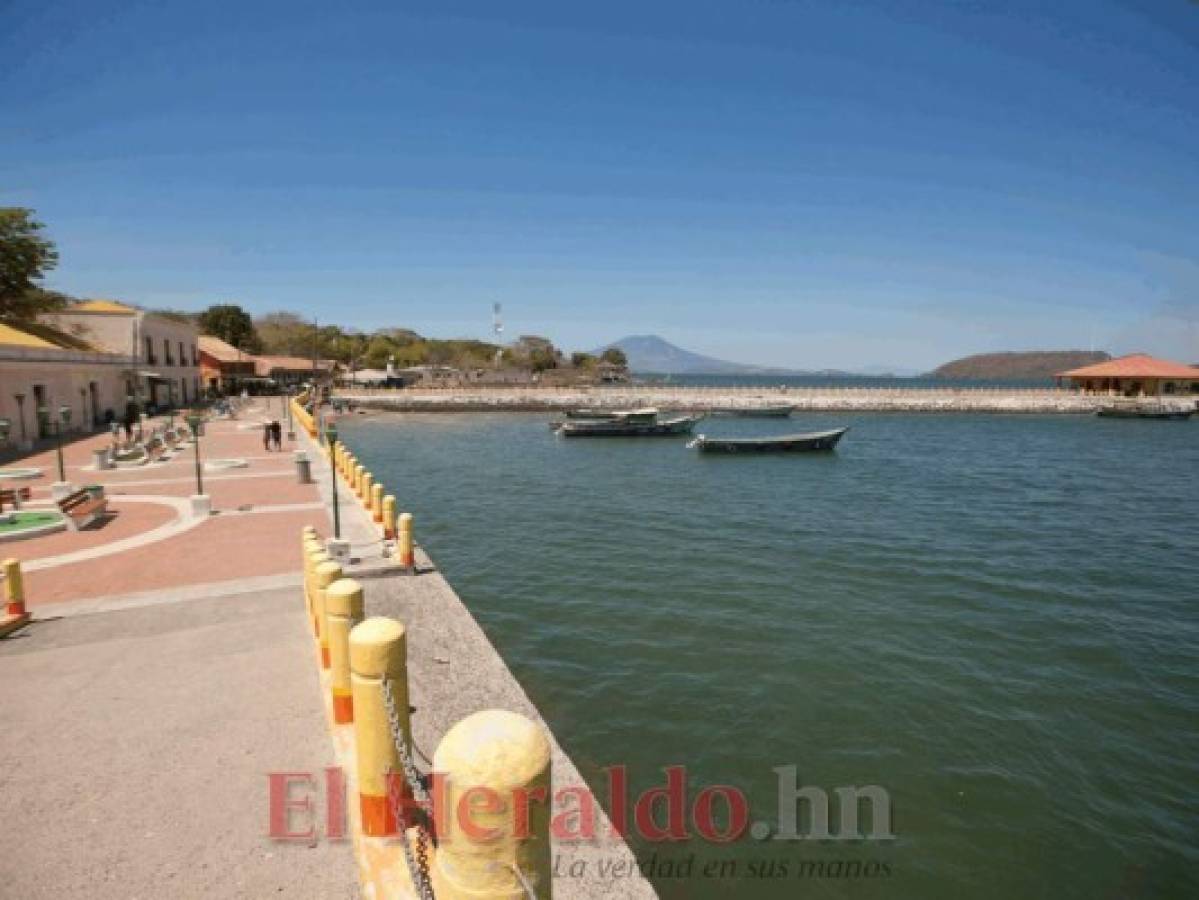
[707, 404, 794, 418]
[687, 427, 849, 453]
[1096, 401, 1194, 420]
[564, 407, 659, 421]
[557, 413, 704, 437]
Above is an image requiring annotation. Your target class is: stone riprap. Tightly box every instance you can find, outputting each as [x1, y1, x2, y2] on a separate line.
[339, 386, 1103, 414]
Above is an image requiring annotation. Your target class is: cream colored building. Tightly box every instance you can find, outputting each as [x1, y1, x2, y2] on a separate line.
[0, 320, 135, 448]
[41, 300, 201, 408]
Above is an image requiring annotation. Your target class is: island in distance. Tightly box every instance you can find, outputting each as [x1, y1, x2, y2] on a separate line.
[931, 350, 1110, 381]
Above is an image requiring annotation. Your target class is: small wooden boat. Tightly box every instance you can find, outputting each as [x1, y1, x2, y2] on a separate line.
[707, 405, 794, 418]
[1097, 401, 1194, 420]
[564, 407, 658, 421]
[557, 414, 704, 437]
[687, 427, 849, 453]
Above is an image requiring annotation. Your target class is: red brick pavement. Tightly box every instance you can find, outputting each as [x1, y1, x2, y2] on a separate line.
[2, 403, 330, 606]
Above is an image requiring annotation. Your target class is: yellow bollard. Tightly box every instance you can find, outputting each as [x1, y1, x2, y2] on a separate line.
[349, 617, 410, 836]
[361, 472, 373, 505]
[313, 560, 342, 669]
[3, 558, 27, 617]
[303, 538, 322, 615]
[382, 495, 397, 540]
[371, 483, 384, 523]
[397, 512, 414, 570]
[325, 578, 364, 724]
[354, 465, 365, 497]
[432, 710, 553, 900]
[306, 547, 331, 636]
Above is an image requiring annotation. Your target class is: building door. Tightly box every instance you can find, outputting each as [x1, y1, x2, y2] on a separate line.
[89, 382, 100, 426]
[33, 384, 47, 438]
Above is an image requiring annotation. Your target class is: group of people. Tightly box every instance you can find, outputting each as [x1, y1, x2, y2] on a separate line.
[262, 420, 283, 451]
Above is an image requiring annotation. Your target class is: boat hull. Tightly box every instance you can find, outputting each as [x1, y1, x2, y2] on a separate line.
[558, 416, 702, 437]
[690, 427, 849, 453]
[1097, 406, 1194, 420]
[707, 405, 794, 418]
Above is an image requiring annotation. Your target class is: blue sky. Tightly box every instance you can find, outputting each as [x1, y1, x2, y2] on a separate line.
[3, 0, 1197, 370]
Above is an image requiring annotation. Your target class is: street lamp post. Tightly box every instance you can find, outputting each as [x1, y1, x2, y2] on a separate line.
[285, 387, 295, 440]
[186, 414, 204, 496]
[55, 406, 71, 482]
[326, 424, 341, 539]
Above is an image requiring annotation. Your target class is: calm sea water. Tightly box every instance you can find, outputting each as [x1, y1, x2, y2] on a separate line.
[634, 373, 1057, 389]
[339, 411, 1198, 899]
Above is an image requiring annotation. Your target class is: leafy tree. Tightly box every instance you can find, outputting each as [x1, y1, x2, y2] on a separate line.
[199, 303, 260, 351]
[571, 352, 597, 369]
[0, 208, 62, 320]
[529, 346, 558, 372]
[601, 347, 628, 367]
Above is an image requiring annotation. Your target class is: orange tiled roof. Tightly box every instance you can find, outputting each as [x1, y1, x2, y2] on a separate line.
[71, 299, 138, 314]
[254, 355, 336, 375]
[197, 335, 250, 363]
[1059, 354, 1199, 379]
[0, 320, 102, 351]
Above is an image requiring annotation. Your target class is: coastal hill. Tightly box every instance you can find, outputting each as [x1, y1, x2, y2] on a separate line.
[932, 350, 1110, 380]
[594, 334, 793, 375]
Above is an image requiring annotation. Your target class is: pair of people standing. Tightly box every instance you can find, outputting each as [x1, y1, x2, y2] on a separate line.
[262, 420, 283, 451]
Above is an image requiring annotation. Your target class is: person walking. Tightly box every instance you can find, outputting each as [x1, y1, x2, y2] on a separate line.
[269, 420, 282, 451]
[122, 401, 138, 444]
[263, 421, 272, 452]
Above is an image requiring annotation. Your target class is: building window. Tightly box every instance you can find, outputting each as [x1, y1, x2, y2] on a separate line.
[164, 338, 173, 365]
[145, 336, 155, 364]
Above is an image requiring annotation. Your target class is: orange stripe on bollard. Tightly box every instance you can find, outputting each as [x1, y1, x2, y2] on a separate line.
[359, 792, 396, 838]
[332, 689, 354, 724]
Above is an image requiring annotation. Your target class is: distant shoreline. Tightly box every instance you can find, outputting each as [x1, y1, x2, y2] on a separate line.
[335, 385, 1124, 415]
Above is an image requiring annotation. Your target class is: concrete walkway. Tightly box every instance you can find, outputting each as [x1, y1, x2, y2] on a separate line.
[0, 582, 357, 898]
[0, 399, 354, 897]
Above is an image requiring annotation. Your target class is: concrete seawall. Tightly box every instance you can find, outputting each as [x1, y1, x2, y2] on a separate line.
[306, 425, 658, 898]
[339, 386, 1106, 414]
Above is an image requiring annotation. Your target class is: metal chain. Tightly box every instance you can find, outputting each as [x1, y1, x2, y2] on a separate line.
[381, 677, 436, 900]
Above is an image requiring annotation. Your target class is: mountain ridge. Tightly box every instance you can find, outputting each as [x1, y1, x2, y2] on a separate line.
[931, 350, 1110, 380]
[592, 334, 919, 376]
[592, 335, 794, 374]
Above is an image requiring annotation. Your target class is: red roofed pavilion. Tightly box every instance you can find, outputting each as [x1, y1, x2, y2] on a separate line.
[1056, 353, 1199, 397]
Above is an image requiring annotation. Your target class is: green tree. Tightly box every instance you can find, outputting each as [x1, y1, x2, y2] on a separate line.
[571, 351, 597, 369]
[601, 347, 628, 367]
[529, 346, 558, 372]
[0, 208, 63, 320]
[256, 311, 325, 357]
[199, 304, 260, 351]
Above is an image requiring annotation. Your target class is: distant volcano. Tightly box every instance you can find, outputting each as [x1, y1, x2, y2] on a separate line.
[593, 335, 794, 375]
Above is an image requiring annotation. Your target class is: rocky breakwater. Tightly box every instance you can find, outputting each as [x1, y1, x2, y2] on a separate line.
[339, 386, 1101, 414]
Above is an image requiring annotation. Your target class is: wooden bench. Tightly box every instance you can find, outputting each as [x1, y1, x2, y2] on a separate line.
[57, 488, 108, 530]
[0, 487, 33, 512]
